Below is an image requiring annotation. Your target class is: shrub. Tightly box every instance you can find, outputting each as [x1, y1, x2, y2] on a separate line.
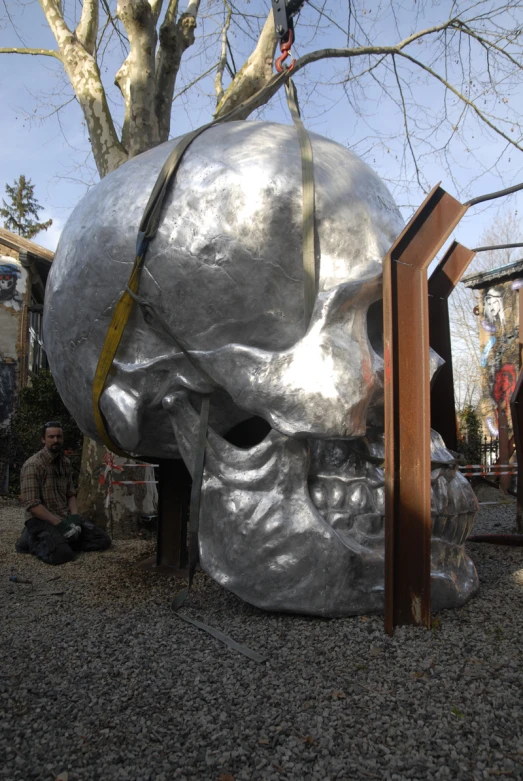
[456, 405, 482, 467]
[0, 370, 83, 495]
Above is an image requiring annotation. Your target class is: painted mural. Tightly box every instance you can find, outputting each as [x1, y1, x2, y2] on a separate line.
[478, 281, 520, 438]
[0, 257, 28, 428]
[0, 261, 24, 310]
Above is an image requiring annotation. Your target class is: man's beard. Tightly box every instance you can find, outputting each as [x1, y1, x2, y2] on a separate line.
[50, 443, 63, 452]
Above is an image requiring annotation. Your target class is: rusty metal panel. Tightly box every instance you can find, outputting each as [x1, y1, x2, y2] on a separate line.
[497, 402, 510, 494]
[391, 186, 469, 268]
[510, 371, 523, 533]
[156, 458, 190, 572]
[429, 296, 457, 450]
[429, 241, 476, 300]
[429, 242, 476, 450]
[519, 288, 523, 370]
[512, 292, 523, 530]
[383, 187, 469, 635]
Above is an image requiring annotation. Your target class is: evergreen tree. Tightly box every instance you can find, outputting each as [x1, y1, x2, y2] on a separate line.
[0, 175, 52, 239]
[457, 405, 483, 467]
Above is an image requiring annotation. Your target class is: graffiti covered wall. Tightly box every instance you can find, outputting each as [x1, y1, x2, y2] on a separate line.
[477, 281, 520, 437]
[0, 256, 28, 428]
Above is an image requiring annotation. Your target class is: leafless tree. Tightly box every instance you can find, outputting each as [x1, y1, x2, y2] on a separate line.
[1, 0, 522, 188]
[2, 0, 523, 520]
[450, 210, 522, 411]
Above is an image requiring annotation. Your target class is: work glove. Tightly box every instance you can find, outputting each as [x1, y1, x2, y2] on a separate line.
[56, 518, 82, 541]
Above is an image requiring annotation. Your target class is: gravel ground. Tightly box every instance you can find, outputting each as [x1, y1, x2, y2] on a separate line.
[1, 495, 522, 781]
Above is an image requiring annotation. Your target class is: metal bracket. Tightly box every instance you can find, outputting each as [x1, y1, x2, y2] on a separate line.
[271, 0, 305, 38]
[383, 185, 469, 635]
[428, 241, 476, 451]
[272, 0, 290, 38]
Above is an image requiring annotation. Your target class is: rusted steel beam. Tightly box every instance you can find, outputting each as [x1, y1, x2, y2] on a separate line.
[428, 242, 476, 451]
[508, 434, 515, 460]
[384, 185, 469, 635]
[519, 288, 523, 371]
[510, 371, 523, 533]
[156, 458, 191, 573]
[497, 402, 510, 494]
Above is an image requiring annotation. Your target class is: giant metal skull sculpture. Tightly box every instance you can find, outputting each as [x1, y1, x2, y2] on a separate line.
[44, 121, 479, 616]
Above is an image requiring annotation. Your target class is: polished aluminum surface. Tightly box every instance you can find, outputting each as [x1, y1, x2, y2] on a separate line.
[44, 120, 479, 616]
[165, 392, 478, 616]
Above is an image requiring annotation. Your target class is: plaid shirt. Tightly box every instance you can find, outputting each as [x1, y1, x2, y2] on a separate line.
[20, 447, 76, 521]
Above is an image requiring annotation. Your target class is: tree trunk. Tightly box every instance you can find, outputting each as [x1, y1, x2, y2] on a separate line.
[77, 436, 158, 540]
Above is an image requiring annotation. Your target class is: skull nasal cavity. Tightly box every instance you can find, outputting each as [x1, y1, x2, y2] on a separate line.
[224, 416, 271, 448]
[366, 300, 384, 358]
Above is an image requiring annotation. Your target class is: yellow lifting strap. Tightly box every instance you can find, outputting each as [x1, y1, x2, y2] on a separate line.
[91, 75, 316, 456]
[91, 122, 218, 457]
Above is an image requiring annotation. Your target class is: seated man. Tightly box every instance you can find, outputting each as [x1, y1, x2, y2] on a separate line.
[16, 421, 111, 565]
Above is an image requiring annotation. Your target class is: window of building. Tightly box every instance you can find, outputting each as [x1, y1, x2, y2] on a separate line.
[28, 301, 48, 376]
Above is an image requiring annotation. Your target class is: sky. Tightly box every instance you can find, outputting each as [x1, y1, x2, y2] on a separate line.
[1, 0, 522, 260]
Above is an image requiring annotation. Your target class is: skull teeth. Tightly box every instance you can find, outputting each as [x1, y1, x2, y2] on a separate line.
[308, 468, 477, 546]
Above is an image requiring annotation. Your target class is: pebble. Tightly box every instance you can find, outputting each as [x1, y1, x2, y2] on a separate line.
[1, 496, 522, 780]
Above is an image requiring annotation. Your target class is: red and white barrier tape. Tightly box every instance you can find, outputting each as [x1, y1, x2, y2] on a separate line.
[461, 470, 517, 477]
[111, 480, 158, 485]
[99, 451, 158, 505]
[460, 463, 517, 469]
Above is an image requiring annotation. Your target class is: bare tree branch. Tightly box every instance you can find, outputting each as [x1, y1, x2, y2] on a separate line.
[149, 0, 165, 24]
[114, 57, 132, 152]
[172, 61, 220, 104]
[214, 8, 277, 119]
[154, 0, 201, 143]
[2, 0, 522, 193]
[75, 0, 99, 55]
[37, 0, 127, 176]
[391, 54, 424, 191]
[0, 47, 62, 59]
[215, 0, 232, 105]
[397, 50, 523, 154]
[116, 0, 159, 156]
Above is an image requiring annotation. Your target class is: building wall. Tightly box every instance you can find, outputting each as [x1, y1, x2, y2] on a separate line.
[0, 255, 28, 428]
[477, 280, 520, 437]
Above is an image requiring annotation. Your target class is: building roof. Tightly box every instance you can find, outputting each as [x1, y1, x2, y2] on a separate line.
[462, 258, 523, 289]
[0, 227, 54, 302]
[0, 227, 54, 263]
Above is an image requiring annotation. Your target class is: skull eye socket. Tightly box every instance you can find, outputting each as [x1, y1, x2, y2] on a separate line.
[366, 299, 383, 358]
[224, 416, 271, 448]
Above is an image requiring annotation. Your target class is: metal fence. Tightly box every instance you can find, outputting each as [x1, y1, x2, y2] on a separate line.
[480, 436, 500, 467]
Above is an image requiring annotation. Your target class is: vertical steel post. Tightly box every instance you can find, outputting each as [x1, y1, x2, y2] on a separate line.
[519, 288, 523, 371]
[514, 292, 523, 531]
[497, 402, 510, 493]
[156, 458, 191, 572]
[384, 185, 469, 635]
[510, 372, 523, 533]
[428, 242, 476, 450]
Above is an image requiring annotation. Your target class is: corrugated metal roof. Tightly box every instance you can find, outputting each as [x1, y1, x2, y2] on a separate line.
[461, 257, 523, 289]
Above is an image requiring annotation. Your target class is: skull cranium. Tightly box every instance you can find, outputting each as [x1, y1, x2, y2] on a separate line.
[44, 120, 479, 616]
